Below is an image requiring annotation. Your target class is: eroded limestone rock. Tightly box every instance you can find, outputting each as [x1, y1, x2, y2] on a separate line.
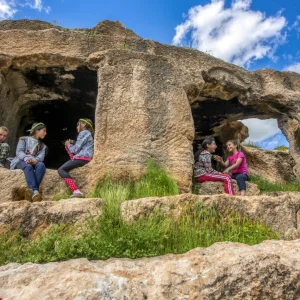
[1, 240, 300, 299]
[243, 146, 296, 183]
[1, 20, 300, 191]
[198, 180, 260, 196]
[0, 198, 102, 236]
[0, 167, 91, 203]
[120, 193, 300, 239]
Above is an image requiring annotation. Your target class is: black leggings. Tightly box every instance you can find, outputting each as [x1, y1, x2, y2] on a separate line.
[58, 160, 89, 178]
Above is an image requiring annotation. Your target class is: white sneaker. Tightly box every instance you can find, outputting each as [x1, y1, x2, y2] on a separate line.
[69, 190, 84, 198]
[32, 190, 42, 202]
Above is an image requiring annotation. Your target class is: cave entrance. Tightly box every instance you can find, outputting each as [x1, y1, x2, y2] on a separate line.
[191, 97, 276, 169]
[16, 66, 97, 169]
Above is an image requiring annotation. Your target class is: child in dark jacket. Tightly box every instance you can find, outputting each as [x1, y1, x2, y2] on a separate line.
[10, 123, 47, 202]
[194, 137, 235, 196]
[58, 118, 94, 198]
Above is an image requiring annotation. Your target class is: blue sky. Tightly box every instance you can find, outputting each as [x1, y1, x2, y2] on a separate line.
[256, 131, 289, 150]
[1, 0, 299, 148]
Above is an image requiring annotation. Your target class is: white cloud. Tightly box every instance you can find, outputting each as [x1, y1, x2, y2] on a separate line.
[285, 62, 300, 73]
[173, 0, 287, 67]
[25, 0, 50, 13]
[0, 0, 17, 19]
[267, 140, 279, 147]
[241, 118, 280, 142]
[0, 0, 50, 20]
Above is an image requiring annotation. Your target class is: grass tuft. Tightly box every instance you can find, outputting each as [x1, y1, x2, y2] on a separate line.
[250, 176, 300, 192]
[273, 145, 289, 152]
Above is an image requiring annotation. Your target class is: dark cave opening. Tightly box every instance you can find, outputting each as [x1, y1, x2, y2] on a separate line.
[16, 66, 97, 169]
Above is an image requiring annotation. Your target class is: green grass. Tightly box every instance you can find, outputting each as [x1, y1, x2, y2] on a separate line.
[0, 163, 279, 265]
[250, 176, 300, 192]
[53, 189, 72, 201]
[273, 145, 289, 152]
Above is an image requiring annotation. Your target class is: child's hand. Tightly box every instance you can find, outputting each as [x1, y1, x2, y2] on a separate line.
[31, 160, 38, 166]
[26, 159, 33, 164]
[224, 168, 230, 174]
[214, 155, 223, 162]
[65, 139, 71, 147]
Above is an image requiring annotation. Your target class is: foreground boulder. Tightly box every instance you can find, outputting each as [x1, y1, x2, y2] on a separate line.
[198, 180, 260, 196]
[0, 198, 102, 236]
[121, 193, 300, 239]
[0, 240, 300, 299]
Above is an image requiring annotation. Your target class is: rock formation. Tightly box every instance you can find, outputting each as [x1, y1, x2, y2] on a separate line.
[198, 180, 260, 196]
[0, 19, 299, 193]
[243, 146, 296, 183]
[120, 193, 300, 239]
[1, 240, 300, 299]
[0, 198, 102, 236]
[0, 167, 89, 203]
[1, 19, 300, 300]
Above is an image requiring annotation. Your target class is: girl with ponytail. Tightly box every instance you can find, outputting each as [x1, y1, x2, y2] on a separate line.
[58, 118, 94, 198]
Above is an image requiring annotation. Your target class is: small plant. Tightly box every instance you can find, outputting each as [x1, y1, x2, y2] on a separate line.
[53, 190, 71, 201]
[274, 145, 289, 152]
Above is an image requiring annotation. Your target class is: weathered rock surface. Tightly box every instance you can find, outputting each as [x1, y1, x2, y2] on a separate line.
[0, 167, 90, 203]
[243, 146, 296, 183]
[121, 193, 300, 239]
[198, 180, 260, 196]
[1, 240, 300, 299]
[0, 198, 102, 236]
[1, 20, 300, 191]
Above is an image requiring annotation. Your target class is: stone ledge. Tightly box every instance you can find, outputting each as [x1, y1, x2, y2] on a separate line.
[120, 193, 300, 239]
[0, 240, 300, 299]
[0, 167, 89, 203]
[0, 198, 103, 236]
[197, 180, 260, 196]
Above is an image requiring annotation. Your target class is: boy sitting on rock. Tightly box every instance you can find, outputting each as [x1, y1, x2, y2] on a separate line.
[0, 126, 10, 168]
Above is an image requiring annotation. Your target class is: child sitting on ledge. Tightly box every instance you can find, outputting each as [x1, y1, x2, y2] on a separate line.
[10, 123, 48, 202]
[215, 140, 249, 196]
[58, 118, 94, 198]
[194, 137, 235, 196]
[0, 126, 10, 168]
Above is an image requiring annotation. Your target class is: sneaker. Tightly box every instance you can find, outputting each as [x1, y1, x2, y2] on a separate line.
[25, 188, 34, 201]
[69, 190, 84, 198]
[32, 191, 42, 202]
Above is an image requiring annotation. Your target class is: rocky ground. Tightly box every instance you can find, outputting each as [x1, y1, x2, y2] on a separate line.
[1, 240, 300, 299]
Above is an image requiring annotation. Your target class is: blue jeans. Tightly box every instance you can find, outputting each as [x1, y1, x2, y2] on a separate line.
[232, 173, 248, 191]
[17, 161, 46, 191]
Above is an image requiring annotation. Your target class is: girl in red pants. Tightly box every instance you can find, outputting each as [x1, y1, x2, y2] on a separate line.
[58, 118, 94, 198]
[194, 137, 235, 196]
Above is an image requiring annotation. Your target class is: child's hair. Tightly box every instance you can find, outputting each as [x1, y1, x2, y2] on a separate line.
[0, 126, 9, 133]
[227, 139, 241, 151]
[202, 137, 215, 150]
[79, 118, 94, 134]
[29, 123, 46, 136]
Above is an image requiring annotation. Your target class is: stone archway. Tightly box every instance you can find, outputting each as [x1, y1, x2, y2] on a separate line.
[184, 70, 298, 184]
